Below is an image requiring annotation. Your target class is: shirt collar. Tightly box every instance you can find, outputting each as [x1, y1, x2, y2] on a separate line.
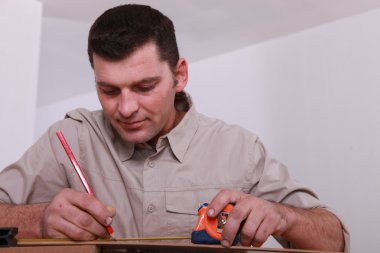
[111, 123, 135, 162]
[165, 105, 198, 163]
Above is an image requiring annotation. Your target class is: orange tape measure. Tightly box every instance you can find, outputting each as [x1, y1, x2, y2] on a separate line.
[194, 203, 234, 240]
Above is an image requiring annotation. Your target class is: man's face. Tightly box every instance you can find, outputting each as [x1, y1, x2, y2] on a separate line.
[93, 42, 187, 144]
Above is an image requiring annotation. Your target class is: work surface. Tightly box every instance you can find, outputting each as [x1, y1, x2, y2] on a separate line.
[1, 239, 341, 253]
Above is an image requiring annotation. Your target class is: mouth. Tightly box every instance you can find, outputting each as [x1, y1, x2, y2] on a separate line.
[117, 119, 145, 129]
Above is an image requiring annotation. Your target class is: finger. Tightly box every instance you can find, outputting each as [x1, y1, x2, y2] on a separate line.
[106, 205, 116, 217]
[220, 200, 251, 247]
[105, 205, 116, 229]
[60, 203, 109, 238]
[251, 218, 274, 247]
[57, 217, 98, 241]
[239, 207, 262, 246]
[68, 191, 114, 227]
[43, 208, 96, 240]
[42, 216, 68, 239]
[251, 210, 283, 247]
[207, 189, 243, 218]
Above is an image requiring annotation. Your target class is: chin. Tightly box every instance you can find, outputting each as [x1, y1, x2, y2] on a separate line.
[120, 132, 151, 144]
[121, 135, 143, 144]
[114, 124, 156, 144]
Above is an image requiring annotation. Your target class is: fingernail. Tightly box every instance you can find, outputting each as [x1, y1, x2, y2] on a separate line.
[105, 216, 113, 226]
[207, 208, 214, 216]
[221, 239, 230, 247]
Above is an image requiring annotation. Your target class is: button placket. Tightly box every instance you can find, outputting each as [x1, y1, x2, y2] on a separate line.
[147, 204, 156, 213]
[147, 160, 155, 168]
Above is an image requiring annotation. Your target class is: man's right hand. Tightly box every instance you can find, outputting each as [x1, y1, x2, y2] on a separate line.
[42, 188, 116, 240]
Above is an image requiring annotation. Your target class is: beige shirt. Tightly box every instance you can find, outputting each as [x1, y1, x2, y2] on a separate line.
[0, 105, 348, 248]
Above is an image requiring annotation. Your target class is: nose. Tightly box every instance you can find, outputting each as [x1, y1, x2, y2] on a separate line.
[118, 90, 139, 118]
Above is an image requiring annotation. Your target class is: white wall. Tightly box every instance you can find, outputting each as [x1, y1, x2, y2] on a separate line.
[34, 17, 98, 139]
[0, 0, 42, 169]
[35, 91, 100, 139]
[37, 17, 93, 107]
[34, 8, 380, 252]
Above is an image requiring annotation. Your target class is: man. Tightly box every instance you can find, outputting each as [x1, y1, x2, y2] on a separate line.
[0, 4, 348, 251]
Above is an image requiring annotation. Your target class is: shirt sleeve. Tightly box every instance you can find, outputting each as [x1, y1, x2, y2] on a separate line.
[249, 137, 350, 251]
[249, 137, 322, 208]
[0, 121, 74, 204]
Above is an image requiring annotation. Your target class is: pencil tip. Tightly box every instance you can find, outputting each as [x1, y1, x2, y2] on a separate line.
[106, 225, 116, 240]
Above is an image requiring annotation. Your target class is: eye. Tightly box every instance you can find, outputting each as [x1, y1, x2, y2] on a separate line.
[99, 87, 120, 96]
[134, 84, 155, 93]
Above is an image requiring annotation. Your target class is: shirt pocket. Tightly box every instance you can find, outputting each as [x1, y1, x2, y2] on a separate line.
[165, 189, 221, 236]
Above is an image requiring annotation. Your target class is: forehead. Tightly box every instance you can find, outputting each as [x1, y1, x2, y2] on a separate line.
[93, 43, 169, 84]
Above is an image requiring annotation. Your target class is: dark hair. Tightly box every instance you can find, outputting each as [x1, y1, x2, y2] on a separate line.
[87, 4, 179, 72]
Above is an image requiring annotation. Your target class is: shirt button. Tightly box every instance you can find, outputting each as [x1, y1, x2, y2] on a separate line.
[148, 161, 155, 168]
[147, 204, 156, 213]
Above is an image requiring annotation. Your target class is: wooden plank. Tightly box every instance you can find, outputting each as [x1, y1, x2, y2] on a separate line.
[15, 239, 341, 253]
[0, 245, 99, 253]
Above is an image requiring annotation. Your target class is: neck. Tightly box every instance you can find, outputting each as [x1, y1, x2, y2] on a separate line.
[147, 109, 186, 147]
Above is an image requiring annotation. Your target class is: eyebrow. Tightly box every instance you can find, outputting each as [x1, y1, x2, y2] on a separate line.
[96, 76, 161, 87]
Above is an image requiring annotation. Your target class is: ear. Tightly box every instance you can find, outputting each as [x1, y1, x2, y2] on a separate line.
[174, 58, 188, 92]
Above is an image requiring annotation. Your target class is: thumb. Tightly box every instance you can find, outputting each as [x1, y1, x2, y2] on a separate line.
[106, 205, 116, 217]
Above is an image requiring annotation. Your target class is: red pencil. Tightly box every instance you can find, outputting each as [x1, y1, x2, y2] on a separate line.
[56, 130, 116, 240]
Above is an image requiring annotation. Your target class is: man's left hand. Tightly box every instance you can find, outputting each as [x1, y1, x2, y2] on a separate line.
[207, 189, 289, 247]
